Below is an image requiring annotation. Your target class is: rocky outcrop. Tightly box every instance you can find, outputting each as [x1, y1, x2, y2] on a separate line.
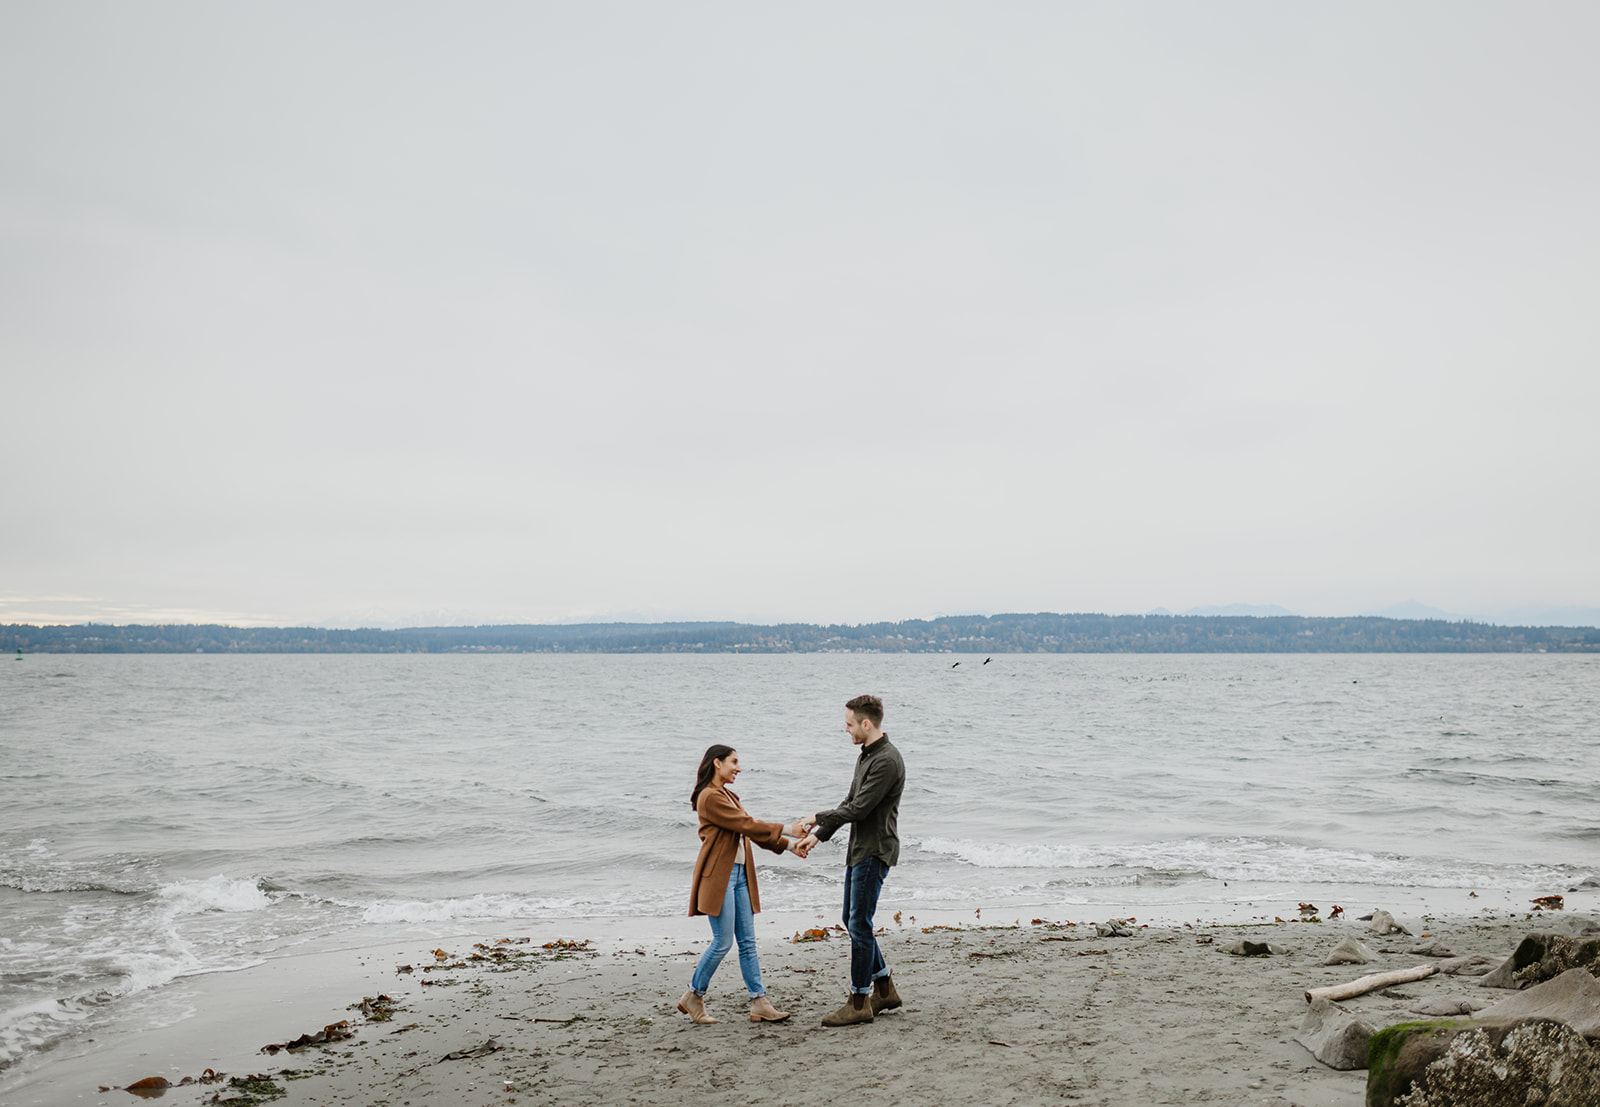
[1366, 1017, 1600, 1107]
[1479, 968, 1600, 1038]
[1478, 957, 1520, 989]
[1548, 914, 1600, 937]
[1293, 997, 1373, 1069]
[1479, 933, 1600, 990]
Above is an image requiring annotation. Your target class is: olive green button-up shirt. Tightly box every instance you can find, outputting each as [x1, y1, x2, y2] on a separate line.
[814, 735, 905, 868]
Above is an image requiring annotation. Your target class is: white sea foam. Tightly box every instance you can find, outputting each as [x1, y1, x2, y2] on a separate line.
[0, 865, 285, 1075]
[357, 888, 682, 925]
[910, 834, 1584, 890]
[0, 996, 90, 1073]
[156, 875, 274, 916]
[360, 895, 545, 925]
[90, 949, 202, 1000]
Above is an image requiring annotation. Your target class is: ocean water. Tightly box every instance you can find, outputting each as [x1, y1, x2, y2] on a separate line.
[2, 652, 1595, 1078]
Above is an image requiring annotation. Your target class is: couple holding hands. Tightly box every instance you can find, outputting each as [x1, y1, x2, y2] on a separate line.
[680, 694, 906, 1028]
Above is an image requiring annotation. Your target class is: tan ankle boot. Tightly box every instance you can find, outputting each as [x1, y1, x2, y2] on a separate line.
[871, 975, 902, 1014]
[749, 995, 790, 1022]
[677, 989, 717, 1024]
[820, 993, 874, 1027]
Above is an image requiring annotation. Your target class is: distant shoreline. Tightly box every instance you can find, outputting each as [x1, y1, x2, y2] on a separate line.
[4, 612, 1597, 653]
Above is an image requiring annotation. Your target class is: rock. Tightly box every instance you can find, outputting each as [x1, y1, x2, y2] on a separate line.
[1437, 954, 1495, 976]
[1407, 939, 1453, 957]
[1366, 1017, 1600, 1107]
[1479, 968, 1600, 1038]
[1293, 997, 1374, 1070]
[1549, 914, 1600, 938]
[1326, 936, 1378, 965]
[1095, 920, 1132, 938]
[1408, 997, 1485, 1017]
[1479, 933, 1600, 990]
[1479, 954, 1521, 989]
[1366, 910, 1410, 936]
[1224, 939, 1285, 957]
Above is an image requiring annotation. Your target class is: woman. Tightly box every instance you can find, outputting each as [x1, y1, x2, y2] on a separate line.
[679, 744, 809, 1024]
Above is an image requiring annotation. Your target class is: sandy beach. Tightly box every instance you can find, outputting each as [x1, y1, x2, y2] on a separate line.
[11, 885, 1595, 1107]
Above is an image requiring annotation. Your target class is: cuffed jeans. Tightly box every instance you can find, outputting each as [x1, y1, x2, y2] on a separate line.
[843, 857, 891, 994]
[690, 863, 765, 998]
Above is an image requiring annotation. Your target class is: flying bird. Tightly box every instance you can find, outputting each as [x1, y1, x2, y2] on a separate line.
[951, 661, 960, 668]
[982, 657, 991, 664]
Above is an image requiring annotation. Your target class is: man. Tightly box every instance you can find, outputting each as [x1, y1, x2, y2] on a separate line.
[799, 693, 906, 1027]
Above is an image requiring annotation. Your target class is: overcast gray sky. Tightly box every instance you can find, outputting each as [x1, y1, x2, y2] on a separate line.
[4, 3, 1596, 628]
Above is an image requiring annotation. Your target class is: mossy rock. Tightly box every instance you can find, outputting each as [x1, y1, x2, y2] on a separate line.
[1366, 1018, 1477, 1106]
[1366, 1017, 1600, 1107]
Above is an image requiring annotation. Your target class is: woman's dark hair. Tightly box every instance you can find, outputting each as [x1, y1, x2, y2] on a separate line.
[690, 744, 736, 810]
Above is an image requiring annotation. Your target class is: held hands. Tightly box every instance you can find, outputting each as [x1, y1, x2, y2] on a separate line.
[783, 816, 820, 859]
[786, 834, 820, 859]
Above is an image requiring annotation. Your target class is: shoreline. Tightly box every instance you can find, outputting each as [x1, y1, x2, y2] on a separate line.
[6, 884, 1595, 1106]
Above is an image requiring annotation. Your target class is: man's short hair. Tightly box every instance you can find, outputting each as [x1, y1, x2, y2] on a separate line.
[845, 694, 884, 727]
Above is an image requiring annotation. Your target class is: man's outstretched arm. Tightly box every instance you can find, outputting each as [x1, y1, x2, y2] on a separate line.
[809, 756, 898, 841]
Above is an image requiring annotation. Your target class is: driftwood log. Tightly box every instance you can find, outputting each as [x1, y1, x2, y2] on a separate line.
[1304, 963, 1438, 1003]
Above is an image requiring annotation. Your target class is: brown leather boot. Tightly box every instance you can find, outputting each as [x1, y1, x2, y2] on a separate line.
[749, 995, 790, 1022]
[820, 993, 874, 1027]
[871, 975, 902, 1014]
[677, 989, 717, 1024]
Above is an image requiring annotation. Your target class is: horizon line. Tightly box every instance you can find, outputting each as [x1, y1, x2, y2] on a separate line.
[6, 610, 1599, 632]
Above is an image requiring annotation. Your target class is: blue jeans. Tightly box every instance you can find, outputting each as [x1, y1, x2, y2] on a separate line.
[690, 864, 765, 998]
[843, 857, 891, 994]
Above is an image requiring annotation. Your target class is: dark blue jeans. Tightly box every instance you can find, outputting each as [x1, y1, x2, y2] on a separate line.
[842, 857, 891, 994]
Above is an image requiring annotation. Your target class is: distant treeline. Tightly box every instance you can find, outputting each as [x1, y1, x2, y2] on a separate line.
[4, 614, 1598, 654]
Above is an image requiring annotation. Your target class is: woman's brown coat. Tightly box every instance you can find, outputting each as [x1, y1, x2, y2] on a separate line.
[689, 786, 787, 917]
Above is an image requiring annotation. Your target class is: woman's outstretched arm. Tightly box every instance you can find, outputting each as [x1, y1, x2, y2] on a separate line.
[699, 789, 788, 853]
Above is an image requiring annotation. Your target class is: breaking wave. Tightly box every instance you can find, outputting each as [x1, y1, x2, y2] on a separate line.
[911, 835, 1589, 889]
